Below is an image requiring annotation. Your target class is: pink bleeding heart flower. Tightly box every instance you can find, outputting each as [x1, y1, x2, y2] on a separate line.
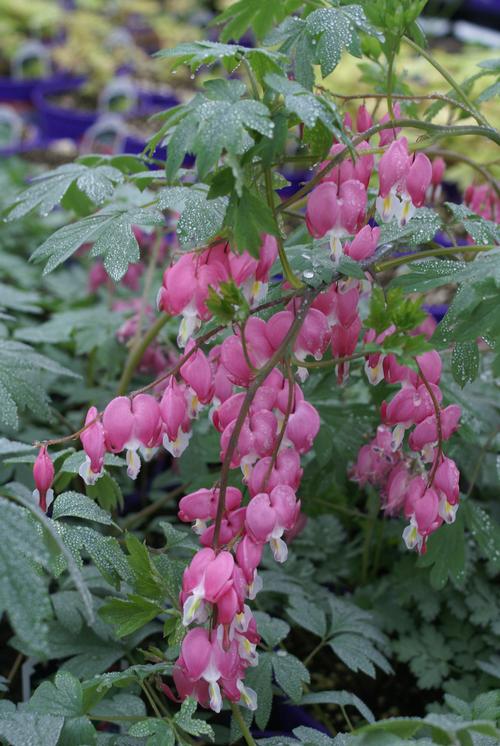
[180, 342, 215, 412]
[159, 377, 191, 458]
[306, 182, 340, 238]
[406, 152, 433, 208]
[236, 535, 264, 588]
[416, 350, 442, 385]
[33, 445, 55, 512]
[434, 456, 460, 523]
[403, 487, 441, 553]
[79, 406, 106, 485]
[173, 627, 253, 713]
[103, 395, 162, 479]
[431, 157, 445, 186]
[247, 448, 303, 497]
[178, 486, 242, 530]
[408, 404, 461, 454]
[286, 401, 320, 454]
[220, 409, 278, 472]
[245, 485, 300, 562]
[383, 463, 411, 515]
[295, 308, 331, 363]
[181, 548, 235, 626]
[377, 138, 432, 225]
[200, 506, 246, 548]
[379, 103, 402, 146]
[331, 316, 362, 383]
[344, 225, 380, 261]
[356, 104, 373, 133]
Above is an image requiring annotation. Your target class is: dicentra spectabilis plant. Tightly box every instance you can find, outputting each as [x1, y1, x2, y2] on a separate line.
[1, 1, 499, 744]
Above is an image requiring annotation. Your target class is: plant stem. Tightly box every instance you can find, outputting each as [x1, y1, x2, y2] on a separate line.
[121, 484, 185, 530]
[386, 51, 396, 119]
[264, 167, 303, 289]
[374, 244, 495, 271]
[6, 653, 23, 684]
[403, 36, 491, 128]
[117, 314, 171, 395]
[426, 148, 500, 198]
[230, 701, 258, 746]
[303, 640, 325, 667]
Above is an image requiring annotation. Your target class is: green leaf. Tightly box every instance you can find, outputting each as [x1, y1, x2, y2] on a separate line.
[29, 671, 87, 716]
[160, 80, 273, 181]
[452, 341, 480, 387]
[92, 663, 173, 692]
[0, 283, 41, 314]
[225, 186, 278, 255]
[0, 340, 78, 429]
[267, 5, 380, 88]
[300, 690, 375, 724]
[129, 719, 175, 745]
[174, 697, 215, 740]
[156, 40, 285, 80]
[0, 497, 53, 652]
[31, 206, 164, 280]
[287, 596, 327, 638]
[264, 73, 343, 135]
[418, 510, 466, 589]
[390, 251, 500, 293]
[52, 491, 117, 527]
[4, 163, 124, 220]
[338, 256, 367, 280]
[477, 80, 500, 103]
[377, 208, 442, 247]
[60, 524, 130, 589]
[327, 597, 391, 677]
[253, 611, 290, 647]
[464, 500, 500, 570]
[246, 654, 273, 730]
[446, 203, 500, 245]
[271, 651, 310, 703]
[99, 595, 164, 637]
[159, 187, 228, 248]
[366, 287, 426, 335]
[0, 713, 64, 746]
[125, 534, 165, 599]
[215, 0, 303, 42]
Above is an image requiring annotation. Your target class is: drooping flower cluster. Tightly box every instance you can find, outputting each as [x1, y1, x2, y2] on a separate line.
[31, 103, 471, 717]
[157, 237, 278, 347]
[352, 344, 461, 553]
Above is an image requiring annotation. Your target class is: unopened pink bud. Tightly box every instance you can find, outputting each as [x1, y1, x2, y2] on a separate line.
[33, 445, 55, 512]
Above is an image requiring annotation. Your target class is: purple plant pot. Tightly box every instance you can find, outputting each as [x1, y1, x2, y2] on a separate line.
[34, 78, 180, 143]
[0, 130, 42, 157]
[0, 71, 71, 106]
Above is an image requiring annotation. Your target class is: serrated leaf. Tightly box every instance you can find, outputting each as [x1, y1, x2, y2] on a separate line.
[271, 651, 310, 702]
[215, 0, 303, 42]
[264, 73, 343, 134]
[287, 596, 327, 638]
[156, 40, 285, 79]
[225, 187, 278, 255]
[99, 595, 164, 637]
[31, 206, 163, 280]
[4, 163, 124, 220]
[174, 697, 215, 740]
[52, 491, 117, 527]
[160, 80, 273, 181]
[390, 250, 500, 293]
[0, 497, 53, 651]
[418, 510, 466, 589]
[0, 340, 78, 429]
[29, 671, 86, 717]
[446, 202, 500, 245]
